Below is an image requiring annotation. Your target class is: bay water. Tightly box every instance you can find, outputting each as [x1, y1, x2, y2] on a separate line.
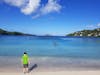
[0, 35, 100, 71]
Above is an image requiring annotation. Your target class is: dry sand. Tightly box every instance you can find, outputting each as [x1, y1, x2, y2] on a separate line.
[0, 71, 100, 75]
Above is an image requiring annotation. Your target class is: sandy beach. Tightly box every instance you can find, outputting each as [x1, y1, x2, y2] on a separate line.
[0, 56, 100, 71]
[0, 71, 100, 75]
[0, 57, 100, 75]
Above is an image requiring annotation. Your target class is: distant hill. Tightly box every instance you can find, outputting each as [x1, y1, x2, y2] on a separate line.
[0, 28, 33, 36]
[67, 28, 100, 37]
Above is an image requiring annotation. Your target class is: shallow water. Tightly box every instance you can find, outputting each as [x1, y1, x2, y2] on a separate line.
[0, 36, 100, 71]
[0, 35, 100, 59]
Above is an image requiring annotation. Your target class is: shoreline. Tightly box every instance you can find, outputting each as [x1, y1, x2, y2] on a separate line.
[0, 56, 100, 73]
[0, 56, 100, 75]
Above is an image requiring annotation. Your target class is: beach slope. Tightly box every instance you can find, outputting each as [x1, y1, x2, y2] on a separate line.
[0, 71, 100, 75]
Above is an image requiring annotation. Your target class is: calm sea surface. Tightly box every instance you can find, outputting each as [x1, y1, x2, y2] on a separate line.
[0, 35, 100, 71]
[0, 35, 100, 59]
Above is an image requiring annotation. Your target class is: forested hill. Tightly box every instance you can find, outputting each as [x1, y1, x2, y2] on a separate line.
[0, 28, 32, 36]
[67, 28, 100, 37]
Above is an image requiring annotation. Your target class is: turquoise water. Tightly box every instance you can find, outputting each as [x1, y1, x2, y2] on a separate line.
[0, 35, 100, 71]
[0, 35, 100, 59]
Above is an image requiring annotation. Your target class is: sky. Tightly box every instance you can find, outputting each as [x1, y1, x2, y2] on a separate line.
[0, 0, 100, 36]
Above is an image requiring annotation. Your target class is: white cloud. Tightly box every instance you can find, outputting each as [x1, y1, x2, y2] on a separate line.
[86, 25, 95, 28]
[41, 0, 62, 14]
[97, 23, 100, 27]
[4, 0, 25, 7]
[4, 0, 41, 15]
[32, 14, 40, 19]
[21, 0, 41, 15]
[86, 23, 100, 29]
[2, 0, 62, 18]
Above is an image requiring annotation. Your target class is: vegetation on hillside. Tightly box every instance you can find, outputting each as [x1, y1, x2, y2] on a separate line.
[0, 28, 32, 36]
[67, 28, 100, 37]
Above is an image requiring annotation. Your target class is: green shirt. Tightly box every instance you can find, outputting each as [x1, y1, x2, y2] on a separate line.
[22, 54, 29, 64]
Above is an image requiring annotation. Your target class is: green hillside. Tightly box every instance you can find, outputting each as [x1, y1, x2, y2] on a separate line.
[0, 28, 31, 35]
[67, 28, 100, 37]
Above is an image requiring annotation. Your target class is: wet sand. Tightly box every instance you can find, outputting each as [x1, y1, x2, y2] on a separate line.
[0, 56, 100, 74]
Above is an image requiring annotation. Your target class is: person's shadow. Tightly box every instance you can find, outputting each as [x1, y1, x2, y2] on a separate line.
[29, 64, 38, 73]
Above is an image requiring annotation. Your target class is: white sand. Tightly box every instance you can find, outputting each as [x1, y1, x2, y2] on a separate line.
[0, 57, 100, 75]
[0, 71, 100, 75]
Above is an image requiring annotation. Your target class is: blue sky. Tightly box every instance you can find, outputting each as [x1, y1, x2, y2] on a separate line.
[0, 0, 100, 35]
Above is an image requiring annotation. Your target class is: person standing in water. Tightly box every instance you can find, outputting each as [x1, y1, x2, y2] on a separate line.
[22, 52, 29, 73]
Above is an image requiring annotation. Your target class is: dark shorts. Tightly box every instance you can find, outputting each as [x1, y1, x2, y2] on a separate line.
[23, 64, 28, 68]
